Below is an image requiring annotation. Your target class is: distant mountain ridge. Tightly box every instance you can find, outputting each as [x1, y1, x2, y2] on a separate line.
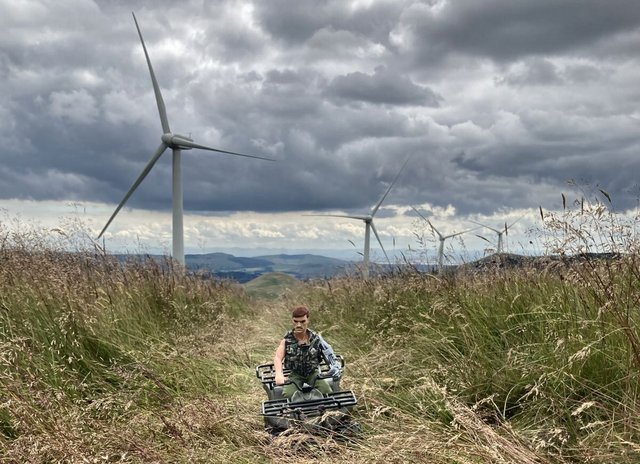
[184, 252, 354, 282]
[113, 251, 621, 283]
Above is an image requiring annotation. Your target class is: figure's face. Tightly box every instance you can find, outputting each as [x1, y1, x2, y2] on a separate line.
[292, 315, 309, 335]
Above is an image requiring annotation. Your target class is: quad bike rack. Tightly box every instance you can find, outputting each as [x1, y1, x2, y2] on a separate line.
[261, 390, 358, 419]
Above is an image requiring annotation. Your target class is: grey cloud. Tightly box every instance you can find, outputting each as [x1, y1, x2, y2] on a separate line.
[498, 58, 563, 87]
[305, 27, 386, 62]
[200, 7, 268, 62]
[253, 0, 407, 46]
[265, 69, 307, 85]
[191, 68, 326, 129]
[497, 59, 608, 88]
[325, 66, 441, 106]
[563, 63, 606, 83]
[253, 0, 335, 43]
[448, 137, 640, 215]
[400, 0, 640, 64]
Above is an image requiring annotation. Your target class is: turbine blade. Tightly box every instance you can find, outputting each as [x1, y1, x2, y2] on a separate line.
[371, 155, 411, 217]
[371, 221, 390, 264]
[175, 138, 275, 161]
[470, 219, 500, 233]
[132, 12, 171, 134]
[411, 205, 429, 222]
[411, 206, 442, 238]
[98, 142, 167, 238]
[303, 213, 368, 221]
[449, 225, 482, 239]
[506, 215, 524, 230]
[429, 220, 444, 239]
[443, 228, 476, 240]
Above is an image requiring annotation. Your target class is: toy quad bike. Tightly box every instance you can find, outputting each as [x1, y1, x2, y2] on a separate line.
[255, 355, 359, 435]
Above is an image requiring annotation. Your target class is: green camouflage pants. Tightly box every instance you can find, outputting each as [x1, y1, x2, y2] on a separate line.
[283, 371, 333, 398]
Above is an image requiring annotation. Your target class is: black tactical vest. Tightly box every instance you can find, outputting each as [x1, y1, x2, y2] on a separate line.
[283, 329, 323, 377]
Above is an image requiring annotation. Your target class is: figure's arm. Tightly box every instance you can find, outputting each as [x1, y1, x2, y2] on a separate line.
[318, 335, 342, 380]
[274, 339, 286, 385]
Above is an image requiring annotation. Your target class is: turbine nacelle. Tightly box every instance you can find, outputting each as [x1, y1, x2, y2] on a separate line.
[161, 133, 194, 150]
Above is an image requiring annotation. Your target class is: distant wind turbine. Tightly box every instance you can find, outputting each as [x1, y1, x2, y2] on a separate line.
[412, 207, 477, 270]
[98, 12, 274, 265]
[307, 157, 411, 278]
[471, 217, 523, 254]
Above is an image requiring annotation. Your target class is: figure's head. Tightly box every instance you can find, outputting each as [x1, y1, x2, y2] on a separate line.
[291, 305, 310, 334]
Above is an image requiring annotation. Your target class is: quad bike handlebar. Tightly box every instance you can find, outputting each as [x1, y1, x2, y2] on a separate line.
[280, 370, 333, 387]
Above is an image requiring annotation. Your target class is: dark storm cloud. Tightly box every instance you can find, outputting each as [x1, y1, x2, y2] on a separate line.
[253, 0, 406, 46]
[447, 133, 640, 215]
[325, 66, 441, 106]
[2, 0, 640, 225]
[399, 0, 640, 64]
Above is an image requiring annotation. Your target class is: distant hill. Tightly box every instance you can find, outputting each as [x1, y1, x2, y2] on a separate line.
[184, 252, 353, 282]
[115, 251, 627, 282]
[186, 252, 273, 270]
[456, 252, 624, 273]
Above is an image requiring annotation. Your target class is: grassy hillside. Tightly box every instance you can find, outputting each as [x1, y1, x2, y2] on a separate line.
[185, 252, 273, 271]
[258, 254, 353, 278]
[243, 271, 305, 300]
[3, 198, 640, 462]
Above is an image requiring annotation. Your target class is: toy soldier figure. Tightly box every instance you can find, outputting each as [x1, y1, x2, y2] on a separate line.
[273, 305, 342, 398]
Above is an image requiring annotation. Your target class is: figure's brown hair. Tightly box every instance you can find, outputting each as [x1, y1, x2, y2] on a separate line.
[292, 305, 310, 318]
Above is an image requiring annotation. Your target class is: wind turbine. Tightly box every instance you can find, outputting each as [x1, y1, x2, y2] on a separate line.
[471, 217, 523, 254]
[307, 157, 411, 279]
[412, 207, 477, 270]
[98, 13, 274, 265]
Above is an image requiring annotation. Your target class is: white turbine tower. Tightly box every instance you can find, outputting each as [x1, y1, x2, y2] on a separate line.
[471, 217, 523, 254]
[412, 207, 476, 270]
[98, 13, 273, 265]
[307, 157, 410, 279]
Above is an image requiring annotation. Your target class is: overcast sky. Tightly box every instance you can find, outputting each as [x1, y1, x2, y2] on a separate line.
[2, 0, 640, 262]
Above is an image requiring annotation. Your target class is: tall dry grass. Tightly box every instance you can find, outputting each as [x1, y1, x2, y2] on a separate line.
[2, 190, 640, 462]
[296, 259, 639, 462]
[0, 217, 256, 462]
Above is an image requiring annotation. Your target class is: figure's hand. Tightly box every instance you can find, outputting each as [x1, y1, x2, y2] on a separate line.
[327, 365, 342, 381]
[275, 373, 286, 385]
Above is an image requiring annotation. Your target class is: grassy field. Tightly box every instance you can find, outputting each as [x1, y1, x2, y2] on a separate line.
[2, 199, 640, 463]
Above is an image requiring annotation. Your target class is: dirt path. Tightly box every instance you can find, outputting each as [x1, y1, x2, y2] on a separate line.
[205, 294, 551, 464]
[198, 295, 377, 462]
